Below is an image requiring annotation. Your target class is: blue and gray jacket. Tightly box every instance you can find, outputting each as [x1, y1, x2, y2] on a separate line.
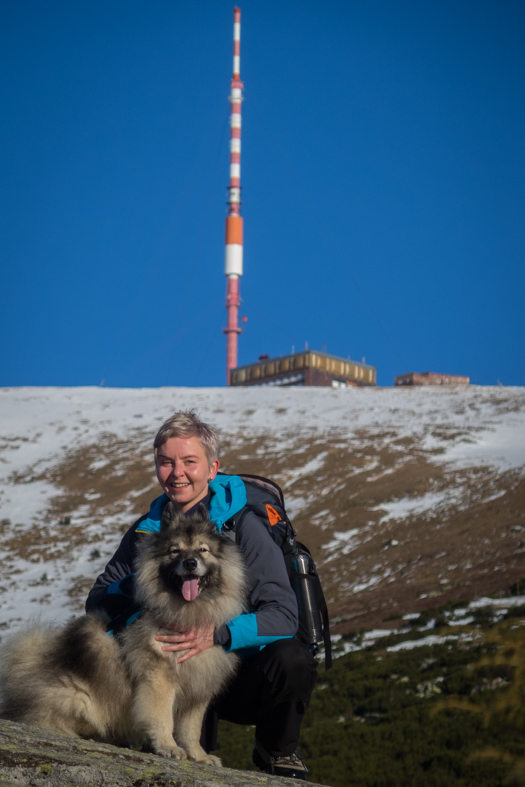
[85, 475, 298, 656]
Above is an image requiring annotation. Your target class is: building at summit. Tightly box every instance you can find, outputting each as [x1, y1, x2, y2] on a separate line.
[230, 349, 376, 388]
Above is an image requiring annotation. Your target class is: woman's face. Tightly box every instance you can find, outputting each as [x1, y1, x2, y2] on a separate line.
[156, 435, 219, 513]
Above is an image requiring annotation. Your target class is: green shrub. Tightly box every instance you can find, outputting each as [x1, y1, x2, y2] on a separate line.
[216, 615, 525, 786]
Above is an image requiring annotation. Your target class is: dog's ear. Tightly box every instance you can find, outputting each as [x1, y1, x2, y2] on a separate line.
[160, 501, 180, 531]
[197, 503, 209, 520]
[196, 503, 216, 535]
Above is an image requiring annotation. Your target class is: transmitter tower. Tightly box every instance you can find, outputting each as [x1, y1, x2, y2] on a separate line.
[224, 7, 243, 385]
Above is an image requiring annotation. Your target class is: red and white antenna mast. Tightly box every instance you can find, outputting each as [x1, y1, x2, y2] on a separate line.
[224, 6, 243, 385]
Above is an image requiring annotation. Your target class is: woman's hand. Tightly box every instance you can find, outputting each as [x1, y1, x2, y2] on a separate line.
[155, 623, 215, 663]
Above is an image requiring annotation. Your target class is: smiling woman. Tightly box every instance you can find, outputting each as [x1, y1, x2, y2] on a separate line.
[155, 436, 220, 512]
[85, 410, 316, 779]
[153, 410, 221, 513]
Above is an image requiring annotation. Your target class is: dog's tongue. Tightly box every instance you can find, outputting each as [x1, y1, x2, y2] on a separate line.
[182, 579, 199, 602]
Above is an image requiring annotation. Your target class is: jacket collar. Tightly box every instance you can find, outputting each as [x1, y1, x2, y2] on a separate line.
[136, 474, 246, 534]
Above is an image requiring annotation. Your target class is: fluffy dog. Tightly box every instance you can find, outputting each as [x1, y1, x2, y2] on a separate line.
[0, 503, 246, 766]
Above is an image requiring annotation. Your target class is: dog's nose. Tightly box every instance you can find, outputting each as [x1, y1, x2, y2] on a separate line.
[183, 558, 198, 572]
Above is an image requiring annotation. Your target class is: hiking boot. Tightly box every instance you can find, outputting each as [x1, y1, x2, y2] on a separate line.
[252, 739, 308, 780]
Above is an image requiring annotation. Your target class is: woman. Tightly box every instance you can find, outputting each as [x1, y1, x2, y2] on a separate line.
[87, 411, 317, 780]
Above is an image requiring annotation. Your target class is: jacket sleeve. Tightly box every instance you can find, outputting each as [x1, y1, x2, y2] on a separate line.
[85, 516, 145, 622]
[216, 510, 299, 653]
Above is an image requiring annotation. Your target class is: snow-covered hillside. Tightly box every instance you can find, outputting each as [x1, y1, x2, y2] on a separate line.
[1, 384, 524, 635]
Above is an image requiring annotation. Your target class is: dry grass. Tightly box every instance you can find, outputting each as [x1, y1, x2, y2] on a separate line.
[2, 414, 525, 630]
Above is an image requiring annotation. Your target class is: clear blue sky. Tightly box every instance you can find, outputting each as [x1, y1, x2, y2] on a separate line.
[1, 0, 524, 387]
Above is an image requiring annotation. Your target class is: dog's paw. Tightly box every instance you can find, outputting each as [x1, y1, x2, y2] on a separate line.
[191, 753, 222, 767]
[155, 744, 187, 760]
[202, 754, 222, 768]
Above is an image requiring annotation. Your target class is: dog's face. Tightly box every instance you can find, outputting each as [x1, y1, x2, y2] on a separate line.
[152, 503, 228, 603]
[134, 502, 246, 625]
[160, 523, 220, 602]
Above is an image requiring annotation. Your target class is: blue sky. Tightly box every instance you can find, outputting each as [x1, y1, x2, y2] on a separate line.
[1, 0, 524, 388]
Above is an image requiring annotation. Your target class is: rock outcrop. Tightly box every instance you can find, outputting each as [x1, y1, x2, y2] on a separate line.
[0, 719, 320, 787]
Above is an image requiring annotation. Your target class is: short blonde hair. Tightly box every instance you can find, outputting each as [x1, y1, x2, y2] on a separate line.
[153, 411, 219, 466]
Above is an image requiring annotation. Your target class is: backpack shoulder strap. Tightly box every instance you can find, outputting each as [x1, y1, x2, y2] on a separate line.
[221, 504, 248, 543]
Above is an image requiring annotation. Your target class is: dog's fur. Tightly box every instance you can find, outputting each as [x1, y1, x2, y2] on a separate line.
[0, 503, 246, 766]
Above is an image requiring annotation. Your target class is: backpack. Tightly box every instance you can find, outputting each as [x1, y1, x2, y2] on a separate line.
[220, 473, 332, 670]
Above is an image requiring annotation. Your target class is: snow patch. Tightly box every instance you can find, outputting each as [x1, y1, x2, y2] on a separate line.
[0, 385, 524, 634]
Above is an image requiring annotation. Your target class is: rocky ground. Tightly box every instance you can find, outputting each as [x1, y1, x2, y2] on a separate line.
[0, 718, 310, 787]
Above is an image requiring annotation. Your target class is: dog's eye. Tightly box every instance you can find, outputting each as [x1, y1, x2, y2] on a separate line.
[169, 548, 181, 555]
[199, 548, 208, 554]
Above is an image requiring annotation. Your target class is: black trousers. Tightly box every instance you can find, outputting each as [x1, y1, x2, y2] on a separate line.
[203, 639, 318, 758]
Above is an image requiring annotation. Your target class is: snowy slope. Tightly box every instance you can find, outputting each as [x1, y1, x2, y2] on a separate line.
[1, 384, 524, 634]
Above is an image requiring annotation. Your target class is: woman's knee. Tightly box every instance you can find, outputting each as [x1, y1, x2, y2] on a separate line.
[261, 639, 317, 697]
